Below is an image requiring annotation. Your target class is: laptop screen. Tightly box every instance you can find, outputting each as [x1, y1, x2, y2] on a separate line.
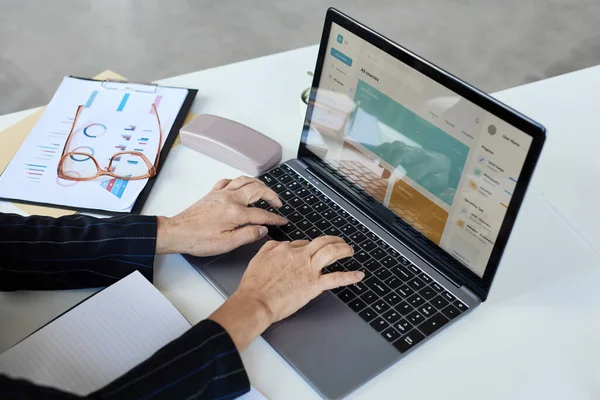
[302, 22, 533, 277]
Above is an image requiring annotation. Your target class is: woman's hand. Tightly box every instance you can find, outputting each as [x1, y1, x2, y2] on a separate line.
[155, 176, 287, 256]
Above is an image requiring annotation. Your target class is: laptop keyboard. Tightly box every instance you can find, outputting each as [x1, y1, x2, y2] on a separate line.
[252, 164, 469, 354]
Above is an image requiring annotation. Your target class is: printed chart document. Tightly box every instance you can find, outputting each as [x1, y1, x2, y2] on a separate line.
[0, 271, 267, 399]
[0, 77, 189, 212]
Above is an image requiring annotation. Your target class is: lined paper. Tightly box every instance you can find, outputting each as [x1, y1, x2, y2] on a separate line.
[0, 271, 191, 395]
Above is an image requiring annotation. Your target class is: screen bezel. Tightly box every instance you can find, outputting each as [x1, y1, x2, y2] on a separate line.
[298, 8, 546, 300]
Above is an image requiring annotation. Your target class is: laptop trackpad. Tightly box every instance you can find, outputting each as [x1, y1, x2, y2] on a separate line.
[263, 292, 398, 399]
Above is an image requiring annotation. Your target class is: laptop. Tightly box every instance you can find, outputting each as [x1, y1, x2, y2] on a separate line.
[186, 8, 545, 399]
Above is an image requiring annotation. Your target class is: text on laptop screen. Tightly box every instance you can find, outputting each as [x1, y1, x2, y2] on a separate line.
[303, 22, 533, 277]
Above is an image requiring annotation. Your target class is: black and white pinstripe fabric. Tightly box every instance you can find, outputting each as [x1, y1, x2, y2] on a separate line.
[0, 213, 250, 399]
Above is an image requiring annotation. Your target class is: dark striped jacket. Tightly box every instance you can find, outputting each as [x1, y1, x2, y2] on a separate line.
[0, 213, 250, 399]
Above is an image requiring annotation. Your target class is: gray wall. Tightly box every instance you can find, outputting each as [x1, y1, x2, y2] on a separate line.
[2, 0, 600, 114]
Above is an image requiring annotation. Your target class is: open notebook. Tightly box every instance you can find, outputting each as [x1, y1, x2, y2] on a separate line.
[0, 271, 265, 399]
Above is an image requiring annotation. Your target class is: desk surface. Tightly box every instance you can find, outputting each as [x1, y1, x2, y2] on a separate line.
[1, 46, 600, 399]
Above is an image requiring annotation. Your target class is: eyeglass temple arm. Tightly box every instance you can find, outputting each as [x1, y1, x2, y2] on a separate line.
[152, 103, 163, 170]
[62, 105, 84, 159]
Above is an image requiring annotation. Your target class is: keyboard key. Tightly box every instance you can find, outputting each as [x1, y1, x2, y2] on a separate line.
[361, 240, 378, 252]
[289, 230, 305, 240]
[344, 259, 361, 271]
[397, 285, 414, 298]
[288, 197, 303, 208]
[375, 268, 392, 281]
[270, 167, 285, 177]
[348, 242, 362, 254]
[391, 266, 413, 281]
[418, 313, 449, 336]
[454, 301, 468, 312]
[370, 317, 388, 332]
[385, 276, 402, 289]
[431, 282, 444, 292]
[341, 225, 357, 236]
[407, 277, 426, 291]
[306, 227, 321, 239]
[306, 211, 321, 222]
[312, 200, 326, 211]
[349, 232, 367, 244]
[280, 190, 295, 201]
[279, 223, 295, 234]
[370, 248, 387, 260]
[372, 299, 390, 313]
[297, 204, 311, 214]
[359, 307, 377, 322]
[418, 304, 435, 318]
[366, 231, 378, 241]
[395, 301, 412, 316]
[329, 262, 345, 272]
[295, 188, 310, 198]
[331, 203, 340, 211]
[384, 292, 402, 306]
[259, 173, 277, 186]
[254, 199, 270, 209]
[361, 290, 377, 304]
[355, 251, 371, 263]
[279, 204, 295, 216]
[339, 210, 350, 219]
[365, 278, 391, 297]
[393, 329, 424, 353]
[441, 305, 460, 320]
[288, 212, 303, 223]
[383, 309, 401, 324]
[348, 281, 368, 295]
[331, 216, 348, 228]
[377, 240, 390, 250]
[419, 287, 437, 300]
[363, 259, 382, 272]
[430, 295, 449, 309]
[387, 248, 400, 258]
[321, 209, 337, 220]
[407, 310, 425, 325]
[382, 327, 401, 343]
[348, 298, 367, 312]
[442, 291, 456, 302]
[272, 183, 286, 193]
[397, 256, 411, 266]
[296, 219, 312, 231]
[419, 273, 433, 284]
[336, 289, 355, 303]
[380, 256, 397, 269]
[408, 264, 421, 275]
[407, 294, 425, 308]
[323, 226, 341, 236]
[358, 224, 369, 233]
[305, 195, 319, 205]
[315, 219, 332, 231]
[287, 181, 300, 191]
[393, 319, 412, 335]
[279, 174, 293, 184]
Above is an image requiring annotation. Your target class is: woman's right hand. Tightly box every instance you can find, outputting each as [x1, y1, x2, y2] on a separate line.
[209, 236, 364, 351]
[237, 236, 364, 324]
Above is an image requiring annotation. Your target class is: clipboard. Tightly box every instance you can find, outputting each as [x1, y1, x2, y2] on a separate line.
[0, 72, 198, 216]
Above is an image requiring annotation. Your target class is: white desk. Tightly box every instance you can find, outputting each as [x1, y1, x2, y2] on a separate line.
[1, 46, 600, 400]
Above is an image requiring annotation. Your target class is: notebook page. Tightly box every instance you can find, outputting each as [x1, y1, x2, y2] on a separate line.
[0, 271, 191, 395]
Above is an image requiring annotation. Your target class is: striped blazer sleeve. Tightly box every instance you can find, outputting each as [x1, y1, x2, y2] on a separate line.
[0, 212, 157, 291]
[0, 212, 251, 399]
[0, 320, 251, 400]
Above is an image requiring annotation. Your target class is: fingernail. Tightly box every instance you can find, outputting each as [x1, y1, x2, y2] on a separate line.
[356, 271, 365, 280]
[258, 226, 268, 237]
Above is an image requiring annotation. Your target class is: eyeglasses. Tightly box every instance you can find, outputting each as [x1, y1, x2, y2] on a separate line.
[57, 103, 163, 181]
